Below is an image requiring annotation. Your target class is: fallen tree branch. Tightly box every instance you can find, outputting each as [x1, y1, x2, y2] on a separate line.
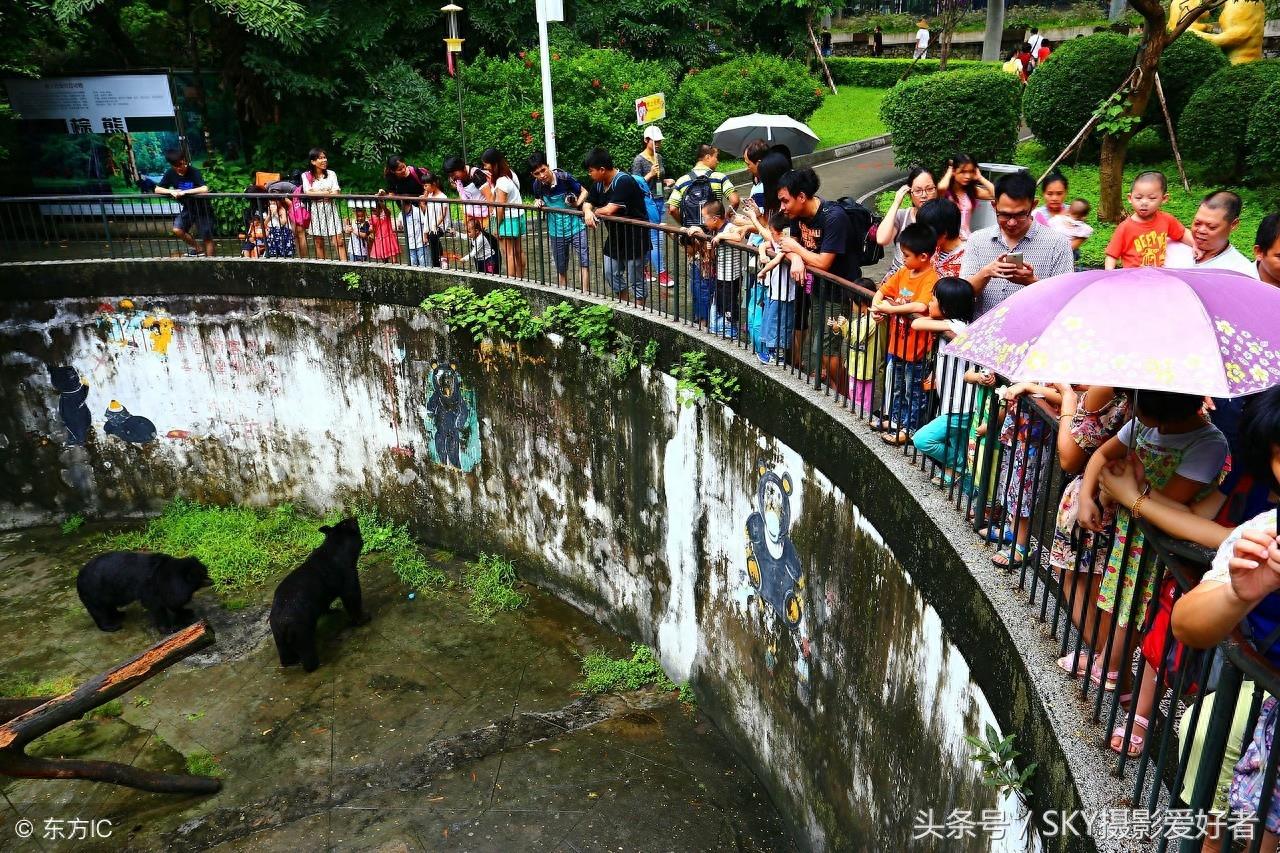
[0, 621, 221, 795]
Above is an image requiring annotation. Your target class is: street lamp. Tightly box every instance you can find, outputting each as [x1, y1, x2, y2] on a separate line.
[442, 3, 467, 164]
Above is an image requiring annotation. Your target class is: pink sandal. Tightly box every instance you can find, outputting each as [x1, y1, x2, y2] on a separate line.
[1057, 652, 1090, 677]
[1089, 662, 1119, 692]
[1110, 714, 1149, 758]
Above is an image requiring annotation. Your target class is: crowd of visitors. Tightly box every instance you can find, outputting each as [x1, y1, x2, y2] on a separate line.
[142, 109, 1280, 841]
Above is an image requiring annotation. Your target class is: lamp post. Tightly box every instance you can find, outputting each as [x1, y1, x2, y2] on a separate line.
[535, 0, 562, 168]
[442, 3, 467, 164]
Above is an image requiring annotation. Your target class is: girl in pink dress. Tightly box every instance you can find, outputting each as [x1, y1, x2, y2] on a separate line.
[368, 202, 400, 262]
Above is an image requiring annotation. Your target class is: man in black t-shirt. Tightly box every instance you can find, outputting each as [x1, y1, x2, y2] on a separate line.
[154, 150, 213, 256]
[776, 167, 860, 363]
[582, 148, 652, 305]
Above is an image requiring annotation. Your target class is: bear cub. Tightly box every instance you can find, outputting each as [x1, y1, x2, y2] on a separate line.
[77, 552, 211, 633]
[269, 517, 366, 672]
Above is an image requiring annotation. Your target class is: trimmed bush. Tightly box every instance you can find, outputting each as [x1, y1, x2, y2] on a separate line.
[665, 54, 824, 174]
[825, 57, 998, 88]
[1246, 82, 1280, 183]
[1150, 33, 1227, 128]
[1023, 32, 1135, 157]
[1180, 61, 1280, 183]
[879, 69, 1022, 171]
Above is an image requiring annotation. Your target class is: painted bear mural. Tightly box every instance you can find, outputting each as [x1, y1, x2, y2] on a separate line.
[48, 365, 91, 446]
[103, 400, 157, 445]
[745, 464, 804, 629]
[424, 361, 479, 472]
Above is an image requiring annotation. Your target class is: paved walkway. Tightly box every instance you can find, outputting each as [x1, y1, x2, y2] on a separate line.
[811, 142, 902, 204]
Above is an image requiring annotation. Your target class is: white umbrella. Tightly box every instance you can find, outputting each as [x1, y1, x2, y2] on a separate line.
[712, 113, 820, 157]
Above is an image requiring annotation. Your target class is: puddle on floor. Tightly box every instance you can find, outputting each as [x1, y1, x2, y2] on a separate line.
[0, 525, 794, 852]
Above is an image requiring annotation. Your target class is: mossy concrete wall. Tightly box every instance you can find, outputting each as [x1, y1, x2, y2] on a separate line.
[0, 260, 1090, 852]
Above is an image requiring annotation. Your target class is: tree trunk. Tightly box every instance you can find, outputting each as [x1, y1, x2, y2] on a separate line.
[982, 0, 1006, 61]
[0, 622, 221, 795]
[1098, 28, 1167, 220]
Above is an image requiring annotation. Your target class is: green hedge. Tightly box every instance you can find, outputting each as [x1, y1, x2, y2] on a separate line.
[1150, 33, 1228, 130]
[1023, 33, 1136, 157]
[1246, 82, 1280, 183]
[880, 69, 1022, 171]
[665, 54, 825, 174]
[1181, 61, 1280, 183]
[825, 57, 998, 88]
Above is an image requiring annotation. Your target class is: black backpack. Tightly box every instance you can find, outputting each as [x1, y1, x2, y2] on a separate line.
[679, 171, 715, 228]
[832, 196, 884, 266]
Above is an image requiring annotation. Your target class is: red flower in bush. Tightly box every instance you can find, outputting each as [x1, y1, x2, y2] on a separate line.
[813, 88, 823, 96]
[518, 51, 527, 59]
[592, 79, 601, 88]
[524, 61, 534, 69]
[531, 110, 540, 119]
[552, 52, 560, 60]
[621, 83, 631, 90]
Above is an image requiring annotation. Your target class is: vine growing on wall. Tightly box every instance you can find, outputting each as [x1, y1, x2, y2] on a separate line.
[420, 285, 739, 408]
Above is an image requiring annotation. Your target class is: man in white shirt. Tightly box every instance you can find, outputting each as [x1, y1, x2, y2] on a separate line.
[1027, 27, 1043, 57]
[1165, 190, 1260, 279]
[914, 20, 930, 59]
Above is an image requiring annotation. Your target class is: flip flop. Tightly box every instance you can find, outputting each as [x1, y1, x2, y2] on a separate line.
[992, 546, 1027, 570]
[977, 526, 1015, 545]
[881, 430, 909, 447]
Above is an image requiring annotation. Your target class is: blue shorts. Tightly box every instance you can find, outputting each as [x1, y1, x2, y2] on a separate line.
[551, 231, 588, 274]
[174, 207, 214, 240]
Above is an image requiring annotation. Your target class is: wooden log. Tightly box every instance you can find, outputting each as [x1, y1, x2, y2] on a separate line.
[0, 621, 222, 795]
[0, 698, 54, 724]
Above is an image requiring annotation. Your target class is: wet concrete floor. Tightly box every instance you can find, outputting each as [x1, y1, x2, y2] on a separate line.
[0, 526, 793, 852]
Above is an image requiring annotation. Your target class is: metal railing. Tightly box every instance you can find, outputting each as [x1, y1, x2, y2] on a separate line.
[1, 190, 1275, 850]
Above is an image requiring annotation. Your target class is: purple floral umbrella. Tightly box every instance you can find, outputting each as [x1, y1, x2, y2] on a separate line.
[948, 267, 1280, 398]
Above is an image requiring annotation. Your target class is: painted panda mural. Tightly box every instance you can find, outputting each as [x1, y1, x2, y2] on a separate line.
[744, 464, 804, 629]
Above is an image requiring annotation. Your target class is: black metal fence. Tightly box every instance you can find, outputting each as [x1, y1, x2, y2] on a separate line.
[1, 190, 1275, 850]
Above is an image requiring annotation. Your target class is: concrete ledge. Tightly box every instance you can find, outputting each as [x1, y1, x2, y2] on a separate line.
[0, 257, 1121, 851]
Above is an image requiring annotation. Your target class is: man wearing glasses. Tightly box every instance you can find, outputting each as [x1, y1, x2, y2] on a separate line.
[960, 170, 1074, 317]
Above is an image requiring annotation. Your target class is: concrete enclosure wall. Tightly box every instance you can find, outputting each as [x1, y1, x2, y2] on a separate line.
[0, 260, 1079, 852]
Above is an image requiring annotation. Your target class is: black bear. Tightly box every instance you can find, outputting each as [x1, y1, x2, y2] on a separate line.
[77, 552, 211, 633]
[269, 517, 366, 672]
[48, 365, 91, 445]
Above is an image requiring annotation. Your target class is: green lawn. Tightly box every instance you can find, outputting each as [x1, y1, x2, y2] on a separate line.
[808, 86, 888, 148]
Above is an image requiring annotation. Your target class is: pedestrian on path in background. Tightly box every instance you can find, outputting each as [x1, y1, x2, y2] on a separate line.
[914, 19, 930, 59]
[873, 25, 884, 57]
[632, 125, 674, 287]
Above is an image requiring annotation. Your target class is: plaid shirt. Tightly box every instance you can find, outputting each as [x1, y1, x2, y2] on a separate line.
[960, 221, 1074, 317]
